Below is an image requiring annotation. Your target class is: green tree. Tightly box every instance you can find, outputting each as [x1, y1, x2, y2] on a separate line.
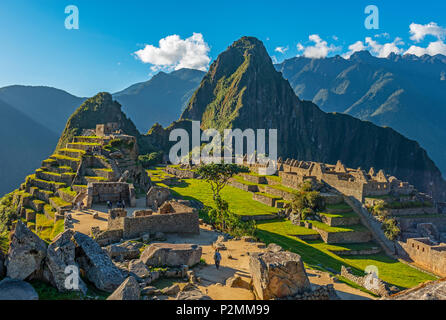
[290, 181, 323, 220]
[138, 151, 164, 168]
[196, 163, 248, 200]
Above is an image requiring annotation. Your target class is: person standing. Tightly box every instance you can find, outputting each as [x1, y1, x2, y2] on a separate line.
[214, 248, 222, 270]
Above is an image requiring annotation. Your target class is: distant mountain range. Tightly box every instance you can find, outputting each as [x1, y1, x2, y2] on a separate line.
[0, 99, 58, 196]
[113, 68, 205, 132]
[1, 46, 446, 199]
[275, 51, 446, 177]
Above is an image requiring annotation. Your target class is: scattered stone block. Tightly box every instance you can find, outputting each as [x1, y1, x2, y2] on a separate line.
[128, 259, 152, 280]
[140, 243, 202, 267]
[107, 276, 140, 300]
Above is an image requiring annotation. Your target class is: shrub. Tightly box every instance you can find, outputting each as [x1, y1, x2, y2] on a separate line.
[0, 192, 18, 233]
[382, 218, 400, 241]
[138, 151, 164, 168]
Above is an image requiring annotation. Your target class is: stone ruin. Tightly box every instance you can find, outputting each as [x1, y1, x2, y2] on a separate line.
[244, 157, 417, 202]
[95, 200, 200, 242]
[86, 182, 136, 208]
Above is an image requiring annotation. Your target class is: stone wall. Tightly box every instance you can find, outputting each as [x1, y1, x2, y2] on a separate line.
[400, 238, 446, 277]
[384, 207, 437, 217]
[397, 216, 446, 232]
[252, 193, 277, 207]
[341, 266, 391, 297]
[107, 210, 200, 239]
[86, 182, 136, 208]
[165, 167, 197, 179]
[320, 215, 360, 227]
[229, 180, 259, 192]
[241, 174, 267, 184]
[315, 228, 372, 244]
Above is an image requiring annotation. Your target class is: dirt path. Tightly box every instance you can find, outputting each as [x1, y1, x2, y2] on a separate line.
[164, 226, 375, 300]
[71, 209, 108, 235]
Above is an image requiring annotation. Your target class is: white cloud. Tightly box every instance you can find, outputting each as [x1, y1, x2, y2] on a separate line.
[297, 34, 340, 59]
[365, 37, 404, 58]
[405, 40, 446, 56]
[343, 40, 366, 58]
[274, 46, 288, 54]
[374, 32, 390, 39]
[409, 22, 446, 42]
[404, 22, 446, 57]
[134, 33, 211, 71]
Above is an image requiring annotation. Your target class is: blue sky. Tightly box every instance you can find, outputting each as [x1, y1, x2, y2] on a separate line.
[0, 0, 445, 97]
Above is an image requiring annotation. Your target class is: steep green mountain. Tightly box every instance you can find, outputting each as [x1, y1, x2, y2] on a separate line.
[180, 36, 446, 201]
[275, 51, 446, 177]
[0, 85, 85, 135]
[0, 99, 58, 196]
[56, 92, 142, 151]
[113, 68, 205, 132]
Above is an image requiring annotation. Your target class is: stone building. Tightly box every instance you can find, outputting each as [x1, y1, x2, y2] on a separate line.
[400, 238, 446, 277]
[85, 182, 136, 208]
[246, 158, 415, 202]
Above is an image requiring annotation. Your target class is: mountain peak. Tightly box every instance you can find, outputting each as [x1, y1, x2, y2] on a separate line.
[180, 36, 293, 128]
[349, 50, 373, 61]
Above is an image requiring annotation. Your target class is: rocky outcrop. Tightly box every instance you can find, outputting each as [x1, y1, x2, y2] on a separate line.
[6, 221, 47, 280]
[72, 232, 124, 292]
[0, 278, 39, 300]
[45, 230, 87, 294]
[249, 250, 311, 300]
[140, 243, 202, 267]
[107, 276, 140, 300]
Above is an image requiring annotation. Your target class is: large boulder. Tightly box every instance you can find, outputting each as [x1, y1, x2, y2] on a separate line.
[128, 259, 152, 280]
[107, 276, 140, 300]
[72, 232, 125, 292]
[45, 230, 87, 294]
[6, 221, 47, 280]
[0, 278, 39, 300]
[140, 243, 202, 267]
[249, 250, 311, 300]
[105, 241, 142, 260]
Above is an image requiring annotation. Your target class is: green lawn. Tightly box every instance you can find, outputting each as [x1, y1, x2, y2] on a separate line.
[256, 219, 436, 289]
[169, 179, 279, 216]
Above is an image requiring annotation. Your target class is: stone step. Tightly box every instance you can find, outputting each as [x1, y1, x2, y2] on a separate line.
[35, 170, 75, 185]
[50, 154, 81, 171]
[86, 168, 115, 180]
[73, 136, 104, 144]
[28, 177, 66, 193]
[67, 142, 102, 152]
[30, 187, 54, 202]
[59, 148, 85, 159]
[44, 165, 74, 174]
[319, 213, 360, 227]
